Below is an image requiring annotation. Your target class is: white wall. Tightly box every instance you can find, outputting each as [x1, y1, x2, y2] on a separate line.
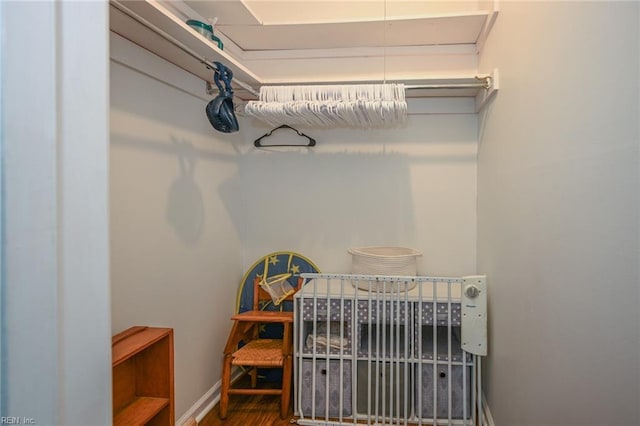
[238, 103, 479, 277]
[110, 34, 245, 419]
[110, 34, 480, 421]
[2, 2, 111, 425]
[477, 2, 640, 425]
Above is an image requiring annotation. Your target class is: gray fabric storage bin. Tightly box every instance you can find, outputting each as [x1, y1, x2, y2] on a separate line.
[415, 363, 472, 420]
[300, 359, 352, 417]
[356, 361, 408, 418]
[414, 326, 472, 362]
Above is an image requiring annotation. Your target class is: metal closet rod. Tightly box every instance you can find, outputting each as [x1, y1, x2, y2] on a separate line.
[260, 79, 491, 91]
[111, 1, 260, 97]
[404, 77, 492, 90]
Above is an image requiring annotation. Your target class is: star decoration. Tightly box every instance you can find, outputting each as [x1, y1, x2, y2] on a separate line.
[290, 264, 300, 274]
[268, 255, 279, 266]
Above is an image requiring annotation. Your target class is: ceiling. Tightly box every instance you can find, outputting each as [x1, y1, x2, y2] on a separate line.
[184, 0, 486, 51]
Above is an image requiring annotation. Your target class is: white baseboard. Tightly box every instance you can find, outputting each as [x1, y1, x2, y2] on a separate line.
[176, 367, 244, 426]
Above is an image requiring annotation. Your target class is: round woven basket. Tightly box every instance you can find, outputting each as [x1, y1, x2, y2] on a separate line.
[348, 246, 421, 291]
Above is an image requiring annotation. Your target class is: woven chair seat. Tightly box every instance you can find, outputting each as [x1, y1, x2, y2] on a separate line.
[232, 339, 285, 367]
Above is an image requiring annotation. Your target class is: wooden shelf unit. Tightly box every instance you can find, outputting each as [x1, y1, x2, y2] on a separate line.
[112, 326, 174, 426]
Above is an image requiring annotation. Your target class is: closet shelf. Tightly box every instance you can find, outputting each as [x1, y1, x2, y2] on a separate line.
[110, 0, 261, 99]
[214, 12, 490, 51]
[113, 397, 169, 426]
[109, 0, 498, 103]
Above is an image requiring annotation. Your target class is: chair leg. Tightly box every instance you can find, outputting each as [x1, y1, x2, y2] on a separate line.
[280, 355, 293, 419]
[250, 366, 257, 388]
[219, 354, 232, 419]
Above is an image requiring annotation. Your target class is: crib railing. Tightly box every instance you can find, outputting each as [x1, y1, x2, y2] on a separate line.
[293, 273, 487, 426]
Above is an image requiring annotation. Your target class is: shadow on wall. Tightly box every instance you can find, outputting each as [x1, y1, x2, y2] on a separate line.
[218, 150, 417, 255]
[215, 114, 478, 272]
[166, 137, 205, 244]
[111, 118, 476, 272]
[111, 133, 236, 246]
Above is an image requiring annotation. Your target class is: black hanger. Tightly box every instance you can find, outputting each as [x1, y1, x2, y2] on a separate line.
[254, 125, 316, 147]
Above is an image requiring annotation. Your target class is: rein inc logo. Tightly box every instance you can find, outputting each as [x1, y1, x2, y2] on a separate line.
[1, 418, 35, 425]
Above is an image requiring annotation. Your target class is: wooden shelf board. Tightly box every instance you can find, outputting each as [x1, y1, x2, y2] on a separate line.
[114, 396, 169, 426]
[217, 12, 489, 51]
[231, 310, 294, 323]
[112, 326, 171, 366]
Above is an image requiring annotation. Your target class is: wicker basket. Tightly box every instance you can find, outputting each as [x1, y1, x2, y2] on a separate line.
[348, 246, 421, 292]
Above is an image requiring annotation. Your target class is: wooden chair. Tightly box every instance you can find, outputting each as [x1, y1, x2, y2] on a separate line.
[219, 275, 302, 419]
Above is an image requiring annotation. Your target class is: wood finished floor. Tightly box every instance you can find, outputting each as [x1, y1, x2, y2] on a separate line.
[197, 373, 396, 425]
[199, 376, 294, 426]
[197, 376, 397, 425]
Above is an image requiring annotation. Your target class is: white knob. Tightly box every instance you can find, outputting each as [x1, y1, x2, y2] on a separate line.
[465, 284, 480, 298]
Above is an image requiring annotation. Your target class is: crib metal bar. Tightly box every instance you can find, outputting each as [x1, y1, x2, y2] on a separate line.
[311, 279, 318, 420]
[297, 286, 305, 419]
[380, 281, 387, 424]
[300, 273, 464, 283]
[324, 278, 331, 420]
[366, 279, 373, 424]
[472, 355, 477, 426]
[298, 290, 305, 419]
[348, 276, 357, 426]
[447, 281, 453, 424]
[463, 345, 468, 426]
[432, 279, 438, 425]
[417, 281, 423, 426]
[295, 290, 301, 418]
[390, 283, 396, 424]
[402, 284, 409, 426]
[478, 357, 483, 426]
[386, 281, 392, 424]
[338, 277, 345, 424]
[297, 421, 354, 426]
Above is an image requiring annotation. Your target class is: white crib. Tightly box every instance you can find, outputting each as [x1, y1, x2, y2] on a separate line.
[293, 273, 487, 426]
